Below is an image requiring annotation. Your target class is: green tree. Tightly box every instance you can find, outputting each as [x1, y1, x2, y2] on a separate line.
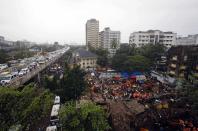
[111, 44, 165, 72]
[61, 65, 87, 101]
[138, 44, 166, 64]
[111, 53, 128, 71]
[44, 75, 58, 91]
[111, 38, 117, 49]
[116, 44, 136, 56]
[124, 55, 151, 72]
[59, 101, 110, 131]
[0, 50, 9, 63]
[0, 84, 54, 130]
[90, 48, 109, 67]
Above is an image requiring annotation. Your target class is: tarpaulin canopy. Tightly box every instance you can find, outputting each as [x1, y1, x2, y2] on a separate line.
[130, 71, 143, 76]
[113, 74, 121, 80]
[121, 72, 129, 78]
[130, 76, 136, 80]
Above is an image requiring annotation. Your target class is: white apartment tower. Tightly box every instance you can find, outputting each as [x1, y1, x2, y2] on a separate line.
[86, 19, 99, 49]
[129, 30, 176, 48]
[100, 27, 121, 57]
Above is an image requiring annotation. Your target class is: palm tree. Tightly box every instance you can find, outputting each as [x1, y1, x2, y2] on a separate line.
[111, 38, 118, 49]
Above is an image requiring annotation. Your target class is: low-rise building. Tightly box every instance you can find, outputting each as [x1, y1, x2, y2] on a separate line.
[176, 34, 198, 45]
[29, 46, 41, 52]
[167, 45, 198, 84]
[69, 48, 97, 70]
[129, 30, 176, 48]
[0, 36, 5, 42]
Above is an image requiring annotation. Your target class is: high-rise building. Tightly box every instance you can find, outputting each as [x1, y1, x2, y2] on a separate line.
[176, 34, 198, 45]
[100, 27, 120, 57]
[86, 19, 99, 49]
[129, 30, 176, 48]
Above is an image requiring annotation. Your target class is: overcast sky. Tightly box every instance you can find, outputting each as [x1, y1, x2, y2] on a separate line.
[0, 0, 198, 44]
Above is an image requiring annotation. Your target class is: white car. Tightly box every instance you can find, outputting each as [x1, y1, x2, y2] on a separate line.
[0, 74, 16, 85]
[19, 68, 30, 76]
[0, 64, 8, 71]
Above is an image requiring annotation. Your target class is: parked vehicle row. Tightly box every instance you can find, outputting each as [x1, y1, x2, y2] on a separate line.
[0, 47, 70, 86]
[46, 96, 61, 131]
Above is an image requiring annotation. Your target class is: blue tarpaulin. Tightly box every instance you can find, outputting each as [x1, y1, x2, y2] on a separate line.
[121, 71, 144, 79]
[121, 72, 129, 78]
[130, 71, 143, 76]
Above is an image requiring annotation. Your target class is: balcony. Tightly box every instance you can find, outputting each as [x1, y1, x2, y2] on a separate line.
[172, 56, 177, 61]
[194, 73, 198, 78]
[179, 73, 184, 78]
[180, 65, 186, 70]
[170, 64, 176, 68]
[169, 71, 176, 75]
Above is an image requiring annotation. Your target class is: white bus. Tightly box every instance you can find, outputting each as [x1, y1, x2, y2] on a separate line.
[46, 126, 57, 131]
[50, 104, 60, 125]
[54, 96, 60, 105]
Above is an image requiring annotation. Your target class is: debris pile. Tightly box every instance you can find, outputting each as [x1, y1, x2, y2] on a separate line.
[84, 71, 198, 131]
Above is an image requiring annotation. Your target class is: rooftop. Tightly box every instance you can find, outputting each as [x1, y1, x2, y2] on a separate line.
[74, 48, 97, 58]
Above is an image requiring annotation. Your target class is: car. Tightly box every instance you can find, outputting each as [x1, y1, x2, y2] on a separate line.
[11, 71, 19, 77]
[0, 74, 16, 85]
[19, 68, 30, 76]
[0, 64, 8, 71]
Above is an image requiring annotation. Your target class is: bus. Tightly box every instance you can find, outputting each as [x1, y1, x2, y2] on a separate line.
[50, 104, 60, 125]
[54, 96, 60, 105]
[46, 126, 57, 131]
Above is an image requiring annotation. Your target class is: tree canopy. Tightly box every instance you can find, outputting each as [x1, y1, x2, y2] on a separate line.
[59, 101, 110, 131]
[0, 50, 9, 64]
[90, 48, 109, 67]
[44, 64, 87, 102]
[0, 84, 54, 130]
[61, 65, 87, 101]
[111, 44, 166, 72]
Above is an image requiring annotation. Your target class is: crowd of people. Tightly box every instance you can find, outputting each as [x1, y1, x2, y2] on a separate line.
[84, 70, 198, 131]
[86, 71, 172, 102]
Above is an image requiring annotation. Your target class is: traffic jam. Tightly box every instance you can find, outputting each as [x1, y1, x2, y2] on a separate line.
[0, 47, 69, 86]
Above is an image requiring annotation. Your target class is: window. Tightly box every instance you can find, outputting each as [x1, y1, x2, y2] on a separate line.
[184, 56, 188, 61]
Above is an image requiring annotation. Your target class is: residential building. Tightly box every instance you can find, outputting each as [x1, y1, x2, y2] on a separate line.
[0, 36, 15, 51]
[167, 45, 198, 85]
[29, 46, 41, 52]
[176, 34, 198, 45]
[100, 27, 121, 57]
[0, 36, 5, 42]
[86, 19, 99, 49]
[129, 30, 177, 48]
[155, 54, 167, 72]
[69, 48, 97, 70]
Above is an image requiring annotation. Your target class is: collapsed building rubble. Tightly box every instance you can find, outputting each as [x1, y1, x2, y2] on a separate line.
[84, 71, 198, 131]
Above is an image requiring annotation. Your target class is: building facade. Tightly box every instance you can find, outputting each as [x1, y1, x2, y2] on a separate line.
[176, 34, 198, 45]
[167, 45, 198, 85]
[70, 48, 97, 70]
[86, 19, 99, 49]
[0, 36, 5, 42]
[129, 30, 176, 48]
[99, 27, 121, 57]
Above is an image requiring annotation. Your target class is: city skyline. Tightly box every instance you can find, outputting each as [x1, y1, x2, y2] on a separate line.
[0, 0, 198, 44]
